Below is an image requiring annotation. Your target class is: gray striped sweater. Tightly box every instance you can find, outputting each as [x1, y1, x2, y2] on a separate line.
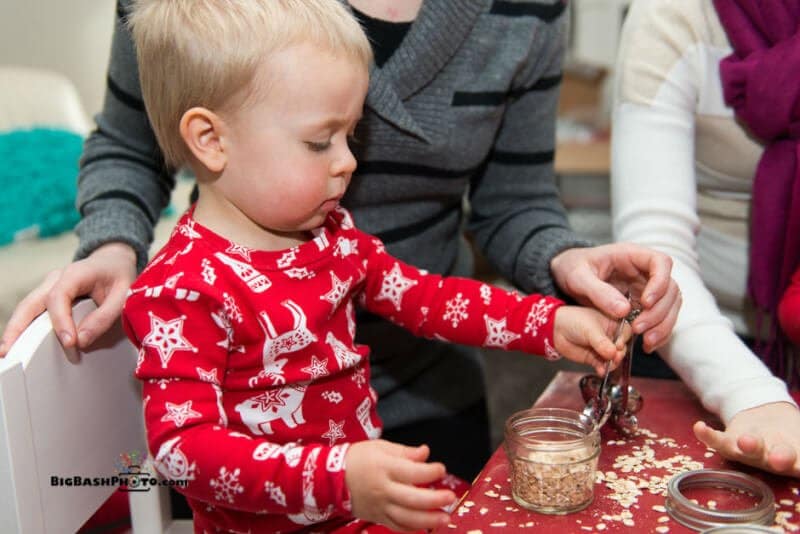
[75, 0, 590, 427]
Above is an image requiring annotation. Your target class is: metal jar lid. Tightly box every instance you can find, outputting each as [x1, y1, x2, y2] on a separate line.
[700, 526, 780, 533]
[665, 469, 775, 531]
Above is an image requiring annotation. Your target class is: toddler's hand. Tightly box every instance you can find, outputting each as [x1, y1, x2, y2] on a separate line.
[552, 306, 629, 375]
[345, 440, 457, 531]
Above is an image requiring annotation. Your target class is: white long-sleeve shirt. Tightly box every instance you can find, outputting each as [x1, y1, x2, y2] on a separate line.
[612, 0, 794, 423]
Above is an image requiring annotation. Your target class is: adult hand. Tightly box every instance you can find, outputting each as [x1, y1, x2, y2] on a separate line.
[0, 242, 138, 357]
[693, 402, 800, 478]
[346, 440, 456, 531]
[550, 243, 680, 353]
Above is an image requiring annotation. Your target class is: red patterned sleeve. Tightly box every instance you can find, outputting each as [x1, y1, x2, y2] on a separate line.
[122, 283, 350, 516]
[356, 234, 564, 358]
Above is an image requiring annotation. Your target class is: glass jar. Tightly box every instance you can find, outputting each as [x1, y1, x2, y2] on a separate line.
[665, 469, 775, 531]
[504, 407, 600, 514]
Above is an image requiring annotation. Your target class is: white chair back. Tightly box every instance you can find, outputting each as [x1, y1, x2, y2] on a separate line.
[0, 300, 144, 533]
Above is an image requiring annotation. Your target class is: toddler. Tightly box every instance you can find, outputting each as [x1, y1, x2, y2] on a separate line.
[122, 1, 628, 532]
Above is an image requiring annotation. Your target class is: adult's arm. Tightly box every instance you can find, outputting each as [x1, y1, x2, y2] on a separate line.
[466, 2, 589, 298]
[75, 0, 174, 272]
[611, 0, 793, 422]
[465, 3, 677, 347]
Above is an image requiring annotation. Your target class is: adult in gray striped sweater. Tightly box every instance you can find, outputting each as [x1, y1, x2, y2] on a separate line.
[1, 0, 680, 480]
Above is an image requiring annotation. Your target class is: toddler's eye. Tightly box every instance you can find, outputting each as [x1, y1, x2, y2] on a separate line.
[306, 140, 331, 152]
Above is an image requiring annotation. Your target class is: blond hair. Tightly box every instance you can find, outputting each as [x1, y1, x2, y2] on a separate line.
[129, 0, 372, 168]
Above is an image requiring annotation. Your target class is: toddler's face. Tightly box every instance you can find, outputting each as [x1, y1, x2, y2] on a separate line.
[214, 42, 368, 240]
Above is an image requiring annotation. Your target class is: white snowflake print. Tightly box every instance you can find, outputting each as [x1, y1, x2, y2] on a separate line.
[300, 355, 329, 380]
[351, 367, 366, 388]
[277, 247, 298, 268]
[320, 271, 352, 311]
[524, 298, 555, 337]
[201, 258, 217, 285]
[285, 267, 315, 280]
[210, 466, 245, 504]
[321, 391, 343, 404]
[161, 400, 202, 427]
[375, 263, 418, 311]
[443, 292, 470, 328]
[141, 312, 198, 368]
[321, 419, 346, 446]
[544, 338, 562, 361]
[482, 315, 521, 349]
[371, 238, 385, 255]
[264, 481, 287, 507]
[333, 237, 358, 258]
[480, 284, 492, 305]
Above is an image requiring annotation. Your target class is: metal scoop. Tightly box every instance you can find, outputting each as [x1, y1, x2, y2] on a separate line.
[580, 297, 642, 434]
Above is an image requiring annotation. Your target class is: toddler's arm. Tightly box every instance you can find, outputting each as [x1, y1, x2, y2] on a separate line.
[359, 235, 625, 373]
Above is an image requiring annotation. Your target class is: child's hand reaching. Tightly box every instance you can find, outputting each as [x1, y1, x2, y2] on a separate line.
[345, 440, 457, 531]
[553, 306, 630, 375]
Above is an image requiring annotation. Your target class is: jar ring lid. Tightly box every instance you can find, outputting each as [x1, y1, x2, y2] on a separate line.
[665, 469, 775, 531]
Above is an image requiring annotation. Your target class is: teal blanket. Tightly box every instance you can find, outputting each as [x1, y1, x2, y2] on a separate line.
[0, 128, 83, 246]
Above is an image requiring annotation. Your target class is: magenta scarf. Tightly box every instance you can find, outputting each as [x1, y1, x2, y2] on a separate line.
[713, 0, 800, 386]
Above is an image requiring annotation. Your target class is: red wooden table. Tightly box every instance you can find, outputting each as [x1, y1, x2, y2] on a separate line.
[436, 372, 800, 533]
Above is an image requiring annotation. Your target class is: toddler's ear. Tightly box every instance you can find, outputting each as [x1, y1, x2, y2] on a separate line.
[179, 107, 227, 173]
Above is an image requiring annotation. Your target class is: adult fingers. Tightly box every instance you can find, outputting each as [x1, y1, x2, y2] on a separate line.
[622, 245, 673, 309]
[75, 283, 129, 348]
[44, 266, 104, 348]
[693, 421, 734, 453]
[569, 273, 631, 320]
[637, 280, 682, 352]
[0, 270, 62, 356]
[764, 443, 798, 475]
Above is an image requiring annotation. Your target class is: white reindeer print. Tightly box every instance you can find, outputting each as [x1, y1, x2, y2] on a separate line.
[249, 300, 318, 387]
[234, 384, 307, 435]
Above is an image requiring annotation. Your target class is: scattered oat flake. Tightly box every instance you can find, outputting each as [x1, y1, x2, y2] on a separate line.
[484, 490, 499, 498]
[447, 524, 456, 529]
[489, 522, 507, 528]
[464, 501, 475, 507]
[596, 523, 607, 530]
[499, 495, 511, 501]
[652, 505, 667, 512]
[479, 507, 488, 515]
[781, 499, 795, 506]
[581, 527, 593, 531]
[655, 526, 670, 533]
[466, 530, 483, 534]
[704, 451, 714, 458]
[657, 516, 670, 523]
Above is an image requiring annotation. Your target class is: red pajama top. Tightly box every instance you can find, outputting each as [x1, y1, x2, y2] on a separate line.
[122, 206, 563, 533]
